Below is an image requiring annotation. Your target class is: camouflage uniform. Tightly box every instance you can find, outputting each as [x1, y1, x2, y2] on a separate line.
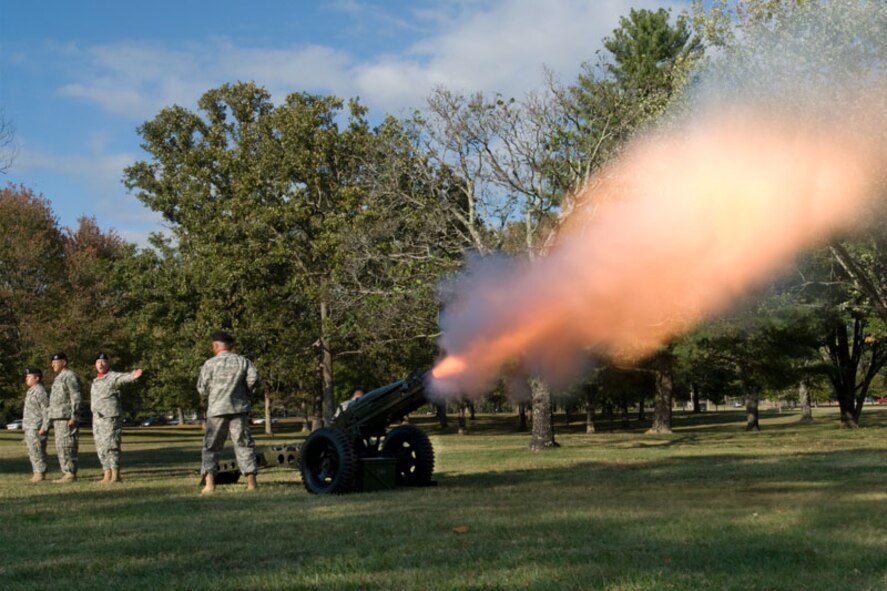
[197, 351, 260, 475]
[23, 383, 50, 474]
[48, 368, 82, 474]
[91, 371, 136, 471]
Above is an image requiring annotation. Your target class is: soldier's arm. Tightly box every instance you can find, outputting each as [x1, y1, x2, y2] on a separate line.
[197, 363, 210, 404]
[38, 389, 50, 433]
[115, 369, 142, 386]
[246, 360, 261, 396]
[68, 373, 82, 424]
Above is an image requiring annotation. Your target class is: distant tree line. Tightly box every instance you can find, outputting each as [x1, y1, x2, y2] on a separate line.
[2, 0, 886, 435]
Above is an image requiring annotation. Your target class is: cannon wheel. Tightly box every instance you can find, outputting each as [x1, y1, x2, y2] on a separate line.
[381, 425, 435, 486]
[300, 427, 357, 494]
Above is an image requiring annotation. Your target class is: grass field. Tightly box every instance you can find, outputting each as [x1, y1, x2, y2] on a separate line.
[0, 407, 885, 590]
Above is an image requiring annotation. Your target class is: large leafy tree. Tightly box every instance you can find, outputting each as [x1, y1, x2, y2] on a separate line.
[126, 83, 461, 426]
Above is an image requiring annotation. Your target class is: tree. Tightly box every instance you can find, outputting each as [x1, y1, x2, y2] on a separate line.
[604, 8, 702, 101]
[0, 110, 14, 174]
[0, 185, 65, 414]
[126, 83, 463, 425]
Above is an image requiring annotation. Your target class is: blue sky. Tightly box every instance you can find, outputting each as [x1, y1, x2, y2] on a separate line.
[1, 0, 676, 245]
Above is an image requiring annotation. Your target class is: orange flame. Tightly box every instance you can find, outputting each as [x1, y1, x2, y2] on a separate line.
[431, 110, 885, 398]
[431, 355, 467, 379]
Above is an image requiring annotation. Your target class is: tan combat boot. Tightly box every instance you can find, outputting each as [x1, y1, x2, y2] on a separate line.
[109, 468, 122, 483]
[30, 472, 45, 483]
[246, 473, 257, 491]
[53, 472, 76, 483]
[100, 469, 112, 484]
[201, 473, 216, 495]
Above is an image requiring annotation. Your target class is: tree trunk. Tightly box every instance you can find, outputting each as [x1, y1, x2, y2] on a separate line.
[517, 402, 528, 432]
[637, 397, 645, 421]
[436, 402, 449, 429]
[301, 400, 310, 433]
[264, 394, 272, 435]
[646, 352, 674, 434]
[584, 383, 597, 434]
[745, 385, 760, 431]
[311, 384, 323, 432]
[469, 400, 476, 420]
[620, 395, 631, 430]
[457, 401, 468, 435]
[799, 380, 813, 424]
[691, 383, 701, 414]
[176, 407, 184, 427]
[320, 301, 335, 426]
[838, 394, 859, 428]
[529, 377, 557, 450]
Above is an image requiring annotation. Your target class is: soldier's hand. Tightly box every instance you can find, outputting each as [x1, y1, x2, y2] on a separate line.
[132, 368, 144, 380]
[67, 418, 77, 427]
[38, 429, 46, 436]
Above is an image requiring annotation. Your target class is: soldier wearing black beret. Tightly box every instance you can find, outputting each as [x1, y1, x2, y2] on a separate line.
[197, 331, 261, 494]
[48, 352, 82, 483]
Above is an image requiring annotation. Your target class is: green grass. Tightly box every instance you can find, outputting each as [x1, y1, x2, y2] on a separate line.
[0, 408, 885, 590]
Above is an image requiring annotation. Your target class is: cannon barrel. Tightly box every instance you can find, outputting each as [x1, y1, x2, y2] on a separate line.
[332, 370, 429, 441]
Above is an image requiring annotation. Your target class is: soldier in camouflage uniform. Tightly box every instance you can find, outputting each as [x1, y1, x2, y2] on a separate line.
[91, 352, 143, 484]
[22, 367, 50, 482]
[48, 352, 82, 483]
[197, 331, 260, 494]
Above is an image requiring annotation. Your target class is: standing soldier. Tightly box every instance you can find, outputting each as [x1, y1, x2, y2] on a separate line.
[197, 331, 260, 494]
[91, 352, 143, 484]
[48, 352, 82, 483]
[22, 367, 50, 482]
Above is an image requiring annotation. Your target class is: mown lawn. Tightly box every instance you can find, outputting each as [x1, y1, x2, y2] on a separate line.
[0, 407, 884, 590]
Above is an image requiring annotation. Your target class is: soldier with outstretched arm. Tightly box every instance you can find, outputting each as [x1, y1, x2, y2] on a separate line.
[48, 352, 82, 483]
[197, 331, 261, 494]
[22, 367, 50, 482]
[91, 352, 144, 484]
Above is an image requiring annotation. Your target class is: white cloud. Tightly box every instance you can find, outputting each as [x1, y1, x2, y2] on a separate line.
[54, 40, 355, 120]
[353, 0, 683, 111]
[50, 0, 686, 119]
[14, 142, 160, 234]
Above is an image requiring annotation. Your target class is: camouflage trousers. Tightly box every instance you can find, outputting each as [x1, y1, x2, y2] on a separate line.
[23, 429, 48, 474]
[52, 419, 79, 474]
[201, 413, 257, 475]
[93, 414, 123, 470]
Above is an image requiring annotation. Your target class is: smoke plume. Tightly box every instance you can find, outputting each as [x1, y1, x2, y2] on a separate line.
[431, 1, 887, 397]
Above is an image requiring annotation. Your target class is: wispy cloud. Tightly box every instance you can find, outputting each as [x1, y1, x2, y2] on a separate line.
[50, 0, 682, 119]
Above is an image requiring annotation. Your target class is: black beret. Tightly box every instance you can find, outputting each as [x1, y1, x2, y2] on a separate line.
[24, 367, 43, 378]
[96, 352, 110, 361]
[51, 352, 67, 361]
[211, 330, 234, 345]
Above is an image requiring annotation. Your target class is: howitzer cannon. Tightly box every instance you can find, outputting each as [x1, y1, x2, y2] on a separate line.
[210, 371, 435, 494]
[300, 370, 435, 494]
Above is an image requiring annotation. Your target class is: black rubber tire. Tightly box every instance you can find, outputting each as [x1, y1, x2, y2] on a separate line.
[300, 427, 357, 494]
[381, 425, 435, 486]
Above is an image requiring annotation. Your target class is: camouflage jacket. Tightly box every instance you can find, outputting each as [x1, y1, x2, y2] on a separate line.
[197, 351, 260, 418]
[23, 384, 50, 431]
[49, 368, 82, 420]
[90, 371, 136, 417]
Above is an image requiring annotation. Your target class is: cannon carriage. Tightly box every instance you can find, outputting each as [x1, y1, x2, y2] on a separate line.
[211, 371, 436, 494]
[300, 371, 435, 494]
